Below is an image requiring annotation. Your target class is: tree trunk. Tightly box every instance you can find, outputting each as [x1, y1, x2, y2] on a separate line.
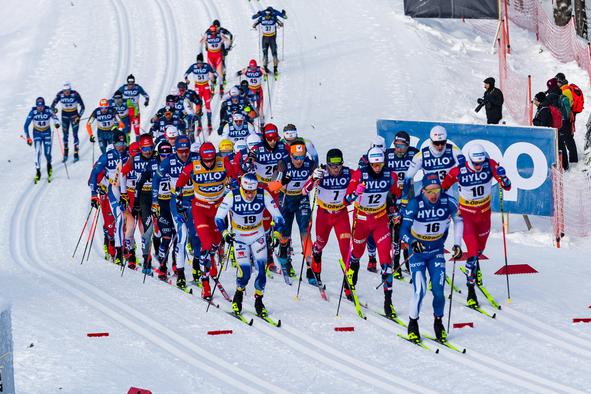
[574, 0, 588, 38]
[554, 0, 573, 27]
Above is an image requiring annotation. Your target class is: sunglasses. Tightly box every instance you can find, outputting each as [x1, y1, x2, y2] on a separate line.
[432, 141, 446, 147]
[424, 186, 442, 195]
[114, 141, 126, 147]
[141, 146, 153, 153]
[177, 148, 190, 154]
[394, 143, 408, 149]
[292, 155, 305, 161]
[327, 163, 342, 168]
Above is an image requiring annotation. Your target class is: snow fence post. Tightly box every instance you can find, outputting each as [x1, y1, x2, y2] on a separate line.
[0, 299, 15, 394]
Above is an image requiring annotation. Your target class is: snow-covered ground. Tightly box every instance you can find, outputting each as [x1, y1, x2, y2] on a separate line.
[1, 0, 591, 393]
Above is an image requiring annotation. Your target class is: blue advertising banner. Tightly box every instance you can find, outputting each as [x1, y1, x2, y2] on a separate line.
[377, 119, 557, 216]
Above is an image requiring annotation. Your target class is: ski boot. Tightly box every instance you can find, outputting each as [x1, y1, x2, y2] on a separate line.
[434, 316, 447, 342]
[201, 278, 212, 300]
[172, 262, 177, 276]
[176, 268, 186, 289]
[192, 257, 201, 282]
[47, 163, 52, 183]
[73, 148, 80, 163]
[384, 290, 396, 319]
[127, 247, 137, 270]
[34, 168, 41, 184]
[286, 260, 296, 278]
[114, 247, 124, 266]
[62, 148, 69, 163]
[264, 65, 271, 74]
[344, 285, 354, 302]
[367, 256, 377, 273]
[273, 65, 278, 80]
[467, 284, 479, 308]
[219, 85, 224, 97]
[157, 263, 168, 281]
[393, 262, 403, 280]
[142, 255, 153, 276]
[254, 293, 267, 317]
[207, 123, 213, 134]
[232, 288, 244, 314]
[407, 317, 420, 343]
[306, 268, 318, 286]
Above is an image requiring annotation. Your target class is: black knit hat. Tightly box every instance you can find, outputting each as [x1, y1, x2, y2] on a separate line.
[483, 77, 495, 86]
[534, 92, 546, 103]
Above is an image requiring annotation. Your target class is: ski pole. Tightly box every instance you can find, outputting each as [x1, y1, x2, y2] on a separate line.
[86, 203, 103, 262]
[265, 76, 273, 119]
[81, 205, 101, 264]
[257, 26, 262, 67]
[374, 252, 414, 290]
[208, 212, 233, 313]
[295, 182, 319, 300]
[282, 25, 285, 61]
[447, 257, 457, 333]
[72, 207, 94, 258]
[499, 187, 512, 303]
[54, 126, 70, 179]
[336, 193, 361, 317]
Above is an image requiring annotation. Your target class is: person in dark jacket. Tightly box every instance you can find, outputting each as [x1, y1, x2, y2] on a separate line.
[546, 77, 577, 169]
[532, 92, 553, 128]
[477, 77, 504, 124]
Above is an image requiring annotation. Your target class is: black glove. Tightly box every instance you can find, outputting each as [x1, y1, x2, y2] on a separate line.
[217, 125, 224, 136]
[52, 107, 58, 114]
[91, 196, 100, 209]
[54, 123, 60, 129]
[90, 135, 96, 143]
[144, 98, 149, 107]
[477, 98, 484, 105]
[281, 173, 292, 186]
[247, 149, 257, 163]
[411, 240, 426, 254]
[132, 200, 141, 217]
[72, 116, 80, 125]
[452, 245, 462, 259]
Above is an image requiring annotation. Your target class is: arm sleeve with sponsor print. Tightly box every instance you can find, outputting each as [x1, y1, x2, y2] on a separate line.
[404, 151, 423, 182]
[400, 198, 419, 245]
[215, 191, 233, 233]
[441, 166, 459, 191]
[489, 159, 511, 191]
[448, 195, 464, 246]
[175, 162, 193, 193]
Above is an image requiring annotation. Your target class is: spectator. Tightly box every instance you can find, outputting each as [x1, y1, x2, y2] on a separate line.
[532, 92, 553, 128]
[547, 77, 577, 169]
[476, 77, 504, 124]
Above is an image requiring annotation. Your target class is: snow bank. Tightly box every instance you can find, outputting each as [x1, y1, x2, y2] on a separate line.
[0, 299, 14, 394]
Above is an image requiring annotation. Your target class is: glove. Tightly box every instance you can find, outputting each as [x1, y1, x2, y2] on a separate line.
[496, 166, 506, 177]
[411, 240, 426, 254]
[271, 230, 282, 248]
[247, 149, 257, 163]
[175, 194, 186, 213]
[312, 168, 325, 181]
[91, 195, 100, 209]
[55, 123, 60, 129]
[497, 166, 511, 188]
[457, 154, 466, 167]
[217, 125, 224, 136]
[354, 182, 366, 196]
[73, 116, 80, 125]
[388, 208, 401, 225]
[281, 173, 292, 186]
[144, 98, 149, 107]
[452, 245, 462, 260]
[222, 230, 235, 244]
[26, 137, 32, 146]
[151, 202, 160, 217]
[52, 107, 58, 114]
[477, 98, 484, 105]
[119, 194, 129, 211]
[90, 135, 96, 143]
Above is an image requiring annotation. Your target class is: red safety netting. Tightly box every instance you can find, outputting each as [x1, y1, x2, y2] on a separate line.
[552, 164, 591, 240]
[498, 19, 533, 126]
[508, 0, 591, 85]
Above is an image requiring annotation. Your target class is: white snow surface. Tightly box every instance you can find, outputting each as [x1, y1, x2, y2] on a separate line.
[1, 0, 591, 393]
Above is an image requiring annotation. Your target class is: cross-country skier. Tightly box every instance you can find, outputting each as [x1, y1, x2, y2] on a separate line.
[86, 98, 123, 154]
[206, 20, 234, 81]
[175, 142, 229, 299]
[252, 7, 287, 77]
[400, 173, 463, 343]
[50, 81, 85, 162]
[220, 112, 254, 143]
[200, 25, 231, 97]
[177, 81, 203, 138]
[123, 141, 141, 269]
[184, 54, 216, 133]
[24, 97, 60, 183]
[218, 86, 252, 134]
[89, 130, 129, 265]
[116, 74, 149, 136]
[237, 59, 267, 128]
[110, 91, 131, 139]
[281, 124, 319, 166]
[215, 173, 284, 316]
[301, 148, 352, 285]
[345, 147, 401, 317]
[441, 144, 511, 307]
[271, 140, 316, 279]
[386, 131, 419, 277]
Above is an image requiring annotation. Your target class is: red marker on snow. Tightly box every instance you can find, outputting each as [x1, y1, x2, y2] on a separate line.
[207, 330, 233, 335]
[127, 387, 152, 394]
[573, 318, 591, 323]
[453, 322, 474, 329]
[87, 332, 109, 337]
[334, 326, 355, 332]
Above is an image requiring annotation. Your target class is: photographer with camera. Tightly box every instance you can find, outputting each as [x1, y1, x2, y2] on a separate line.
[475, 77, 504, 124]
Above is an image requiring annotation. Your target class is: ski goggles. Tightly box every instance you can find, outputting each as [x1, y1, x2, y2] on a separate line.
[327, 158, 343, 166]
[432, 140, 447, 147]
[292, 155, 305, 161]
[141, 146, 154, 153]
[423, 186, 442, 195]
[114, 141, 126, 148]
[394, 143, 408, 149]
